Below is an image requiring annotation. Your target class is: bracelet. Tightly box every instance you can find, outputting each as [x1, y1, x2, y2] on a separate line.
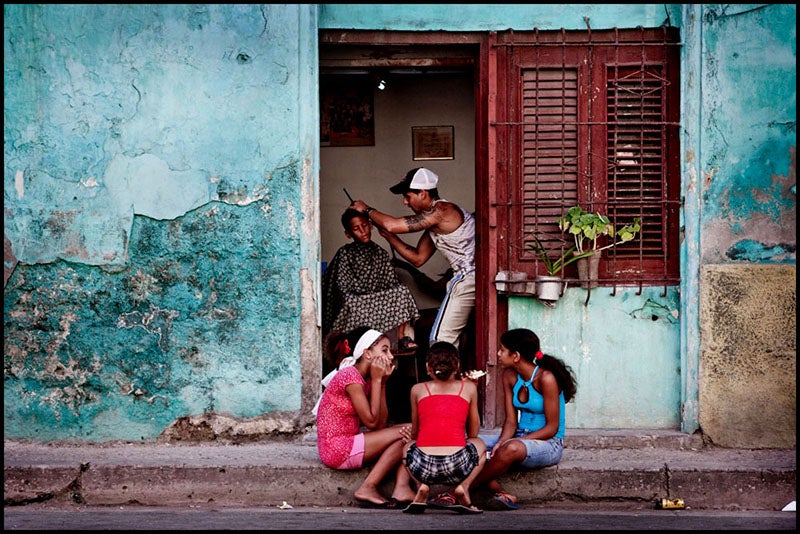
[365, 207, 376, 216]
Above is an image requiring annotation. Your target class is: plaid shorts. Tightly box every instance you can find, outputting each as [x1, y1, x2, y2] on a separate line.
[405, 442, 480, 486]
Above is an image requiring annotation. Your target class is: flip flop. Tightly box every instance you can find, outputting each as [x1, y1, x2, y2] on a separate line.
[450, 504, 483, 514]
[356, 498, 399, 509]
[427, 491, 457, 509]
[402, 502, 427, 514]
[485, 492, 519, 511]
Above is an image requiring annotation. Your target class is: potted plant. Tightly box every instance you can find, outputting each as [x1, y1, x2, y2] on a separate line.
[557, 205, 641, 288]
[527, 236, 592, 304]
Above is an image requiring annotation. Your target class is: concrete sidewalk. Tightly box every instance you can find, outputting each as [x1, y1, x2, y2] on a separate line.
[4, 429, 796, 512]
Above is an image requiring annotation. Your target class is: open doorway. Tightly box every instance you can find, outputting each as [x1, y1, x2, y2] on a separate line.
[319, 34, 480, 422]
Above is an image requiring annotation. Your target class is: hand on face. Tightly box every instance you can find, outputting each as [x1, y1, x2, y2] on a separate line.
[370, 355, 395, 380]
[367, 337, 395, 379]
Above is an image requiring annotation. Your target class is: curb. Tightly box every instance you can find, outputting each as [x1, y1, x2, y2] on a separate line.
[4, 434, 795, 511]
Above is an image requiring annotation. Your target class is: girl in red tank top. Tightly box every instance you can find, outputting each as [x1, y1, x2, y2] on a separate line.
[401, 341, 486, 514]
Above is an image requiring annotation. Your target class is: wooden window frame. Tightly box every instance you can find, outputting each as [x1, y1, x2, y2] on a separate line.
[498, 28, 681, 290]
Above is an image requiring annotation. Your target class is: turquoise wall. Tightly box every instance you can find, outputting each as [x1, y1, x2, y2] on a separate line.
[4, 4, 794, 441]
[509, 289, 682, 428]
[697, 4, 796, 262]
[319, 3, 683, 31]
[4, 4, 319, 441]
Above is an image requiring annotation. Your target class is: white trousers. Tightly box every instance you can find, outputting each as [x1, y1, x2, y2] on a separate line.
[429, 272, 476, 347]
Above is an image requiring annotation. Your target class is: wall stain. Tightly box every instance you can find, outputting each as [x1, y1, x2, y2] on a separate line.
[630, 299, 679, 324]
[117, 305, 180, 353]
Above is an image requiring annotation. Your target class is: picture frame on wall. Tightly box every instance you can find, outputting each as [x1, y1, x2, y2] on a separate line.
[412, 125, 454, 160]
[320, 75, 375, 147]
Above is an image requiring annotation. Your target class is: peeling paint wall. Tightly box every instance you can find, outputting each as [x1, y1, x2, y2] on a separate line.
[4, 4, 317, 441]
[509, 289, 682, 429]
[4, 4, 795, 447]
[698, 4, 796, 263]
[319, 3, 682, 31]
[693, 4, 796, 447]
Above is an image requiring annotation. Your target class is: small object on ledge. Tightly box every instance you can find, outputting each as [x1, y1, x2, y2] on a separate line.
[494, 271, 534, 295]
[655, 498, 685, 510]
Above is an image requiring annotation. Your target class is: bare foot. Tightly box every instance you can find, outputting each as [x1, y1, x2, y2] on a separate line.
[391, 487, 418, 504]
[409, 483, 429, 504]
[354, 484, 387, 505]
[453, 484, 473, 507]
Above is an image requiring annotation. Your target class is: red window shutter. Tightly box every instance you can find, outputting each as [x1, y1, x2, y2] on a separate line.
[519, 68, 580, 262]
[501, 28, 681, 286]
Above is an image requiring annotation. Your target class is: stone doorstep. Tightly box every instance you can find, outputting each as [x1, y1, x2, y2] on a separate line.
[4, 432, 796, 512]
[5, 458, 795, 511]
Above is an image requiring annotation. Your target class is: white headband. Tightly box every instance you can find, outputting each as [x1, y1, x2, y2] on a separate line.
[353, 329, 383, 359]
[311, 329, 384, 416]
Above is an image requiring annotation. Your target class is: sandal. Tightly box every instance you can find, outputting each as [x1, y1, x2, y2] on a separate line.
[450, 504, 483, 514]
[427, 491, 457, 509]
[355, 498, 400, 509]
[485, 491, 519, 511]
[398, 336, 418, 352]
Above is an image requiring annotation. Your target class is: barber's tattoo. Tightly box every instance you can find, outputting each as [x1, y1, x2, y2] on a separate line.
[403, 214, 428, 232]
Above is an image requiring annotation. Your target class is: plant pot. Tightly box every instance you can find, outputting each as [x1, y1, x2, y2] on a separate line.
[536, 275, 566, 302]
[576, 251, 601, 289]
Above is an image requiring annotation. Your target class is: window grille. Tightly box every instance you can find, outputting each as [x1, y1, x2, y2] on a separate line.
[498, 28, 681, 290]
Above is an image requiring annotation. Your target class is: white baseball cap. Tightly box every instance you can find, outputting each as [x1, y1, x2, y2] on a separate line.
[389, 168, 439, 194]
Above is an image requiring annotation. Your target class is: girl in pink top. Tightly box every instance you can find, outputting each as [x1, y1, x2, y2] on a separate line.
[314, 326, 416, 507]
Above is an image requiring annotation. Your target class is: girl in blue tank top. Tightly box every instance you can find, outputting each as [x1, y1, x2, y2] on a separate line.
[472, 328, 577, 511]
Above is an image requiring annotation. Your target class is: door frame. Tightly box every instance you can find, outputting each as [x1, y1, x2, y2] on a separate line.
[319, 30, 505, 427]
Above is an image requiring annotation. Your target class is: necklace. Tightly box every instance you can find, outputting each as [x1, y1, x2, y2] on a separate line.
[520, 367, 537, 387]
[423, 199, 439, 214]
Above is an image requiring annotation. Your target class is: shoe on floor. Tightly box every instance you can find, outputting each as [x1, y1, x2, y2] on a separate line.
[450, 504, 483, 514]
[398, 336, 418, 352]
[427, 491, 457, 509]
[485, 492, 519, 511]
[402, 502, 427, 514]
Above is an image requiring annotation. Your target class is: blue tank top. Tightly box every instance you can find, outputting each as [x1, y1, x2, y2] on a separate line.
[512, 367, 565, 439]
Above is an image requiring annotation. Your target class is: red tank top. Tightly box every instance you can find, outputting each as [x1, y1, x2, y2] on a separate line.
[416, 380, 469, 447]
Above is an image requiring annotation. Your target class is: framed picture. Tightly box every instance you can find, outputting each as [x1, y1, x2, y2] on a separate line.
[320, 75, 375, 147]
[412, 125, 454, 160]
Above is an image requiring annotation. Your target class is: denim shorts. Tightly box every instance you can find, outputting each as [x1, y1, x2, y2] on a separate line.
[479, 431, 563, 469]
[405, 442, 480, 485]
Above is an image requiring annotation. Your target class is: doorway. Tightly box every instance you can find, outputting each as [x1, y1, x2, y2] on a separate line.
[318, 32, 486, 422]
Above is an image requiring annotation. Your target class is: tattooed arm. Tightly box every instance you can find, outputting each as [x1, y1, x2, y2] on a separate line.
[351, 199, 439, 234]
[350, 199, 440, 266]
[378, 227, 436, 268]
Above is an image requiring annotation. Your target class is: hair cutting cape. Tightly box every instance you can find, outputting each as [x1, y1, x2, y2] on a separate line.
[322, 241, 419, 338]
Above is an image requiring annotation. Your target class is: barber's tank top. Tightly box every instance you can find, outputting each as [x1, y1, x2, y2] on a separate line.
[429, 202, 475, 275]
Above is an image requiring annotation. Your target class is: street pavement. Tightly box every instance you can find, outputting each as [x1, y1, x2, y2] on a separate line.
[4, 504, 797, 531]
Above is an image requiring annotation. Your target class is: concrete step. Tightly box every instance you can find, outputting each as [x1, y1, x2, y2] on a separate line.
[4, 430, 795, 512]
